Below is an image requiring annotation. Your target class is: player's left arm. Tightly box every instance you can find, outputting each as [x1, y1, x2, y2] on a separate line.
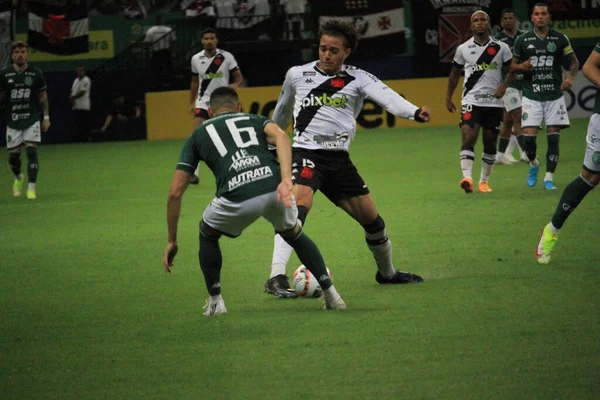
[264, 121, 293, 207]
[362, 76, 430, 122]
[39, 89, 50, 132]
[582, 47, 600, 87]
[561, 38, 579, 91]
[164, 169, 191, 273]
[229, 67, 243, 89]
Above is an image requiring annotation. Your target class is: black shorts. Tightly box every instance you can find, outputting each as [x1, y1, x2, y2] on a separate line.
[194, 108, 210, 120]
[292, 148, 369, 204]
[460, 104, 503, 133]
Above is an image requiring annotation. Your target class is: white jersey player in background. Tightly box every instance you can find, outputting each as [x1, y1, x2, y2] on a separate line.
[446, 10, 514, 194]
[188, 28, 243, 184]
[264, 20, 432, 298]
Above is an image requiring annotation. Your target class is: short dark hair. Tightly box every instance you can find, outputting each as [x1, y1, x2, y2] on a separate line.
[532, 3, 550, 13]
[202, 28, 217, 38]
[11, 41, 28, 53]
[500, 8, 515, 18]
[210, 87, 239, 111]
[318, 20, 359, 53]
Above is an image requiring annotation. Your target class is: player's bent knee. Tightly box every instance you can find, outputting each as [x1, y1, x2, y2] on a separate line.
[200, 220, 222, 239]
[362, 214, 385, 234]
[278, 223, 302, 242]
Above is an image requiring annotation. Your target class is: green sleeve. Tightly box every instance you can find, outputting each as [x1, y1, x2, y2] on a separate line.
[512, 36, 523, 60]
[176, 134, 199, 173]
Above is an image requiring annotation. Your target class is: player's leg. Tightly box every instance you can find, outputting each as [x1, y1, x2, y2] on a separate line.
[458, 106, 481, 193]
[199, 195, 262, 315]
[521, 98, 542, 187]
[542, 97, 570, 190]
[537, 114, 600, 264]
[337, 194, 423, 284]
[509, 107, 528, 162]
[266, 192, 344, 309]
[477, 108, 502, 192]
[266, 149, 322, 297]
[23, 122, 41, 199]
[503, 88, 525, 162]
[324, 155, 422, 284]
[190, 109, 208, 185]
[6, 126, 24, 197]
[496, 110, 514, 165]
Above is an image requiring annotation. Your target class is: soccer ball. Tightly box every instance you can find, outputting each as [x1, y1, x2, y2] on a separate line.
[292, 265, 329, 298]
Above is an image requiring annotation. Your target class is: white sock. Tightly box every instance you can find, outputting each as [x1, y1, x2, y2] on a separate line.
[367, 239, 395, 279]
[28, 183, 36, 191]
[270, 234, 293, 278]
[531, 158, 540, 167]
[17, 173, 23, 180]
[480, 153, 496, 183]
[194, 163, 200, 178]
[506, 135, 517, 156]
[544, 172, 553, 182]
[460, 149, 475, 179]
[549, 222, 561, 233]
[323, 284, 339, 298]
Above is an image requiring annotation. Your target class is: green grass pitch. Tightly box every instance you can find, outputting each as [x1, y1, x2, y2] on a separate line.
[1, 119, 599, 399]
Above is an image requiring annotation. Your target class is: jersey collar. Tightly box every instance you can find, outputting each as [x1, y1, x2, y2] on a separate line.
[313, 62, 345, 77]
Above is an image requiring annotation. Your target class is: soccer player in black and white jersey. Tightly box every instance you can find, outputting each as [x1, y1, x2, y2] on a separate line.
[446, 11, 514, 194]
[264, 20, 432, 297]
[188, 28, 244, 184]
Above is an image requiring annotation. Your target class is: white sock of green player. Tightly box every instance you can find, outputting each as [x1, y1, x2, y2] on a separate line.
[506, 134, 517, 157]
[480, 153, 496, 183]
[270, 234, 293, 278]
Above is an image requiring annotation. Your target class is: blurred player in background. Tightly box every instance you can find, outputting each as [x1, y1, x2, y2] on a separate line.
[494, 8, 528, 164]
[264, 20, 431, 297]
[511, 3, 579, 190]
[163, 87, 345, 314]
[446, 11, 513, 194]
[188, 28, 243, 184]
[0, 41, 50, 200]
[536, 44, 600, 264]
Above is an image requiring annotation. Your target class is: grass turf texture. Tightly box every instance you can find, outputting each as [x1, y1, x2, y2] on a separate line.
[1, 119, 599, 399]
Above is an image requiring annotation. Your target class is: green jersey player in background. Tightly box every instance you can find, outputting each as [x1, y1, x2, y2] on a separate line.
[0, 41, 50, 199]
[494, 8, 528, 165]
[163, 87, 345, 315]
[536, 44, 600, 264]
[511, 3, 579, 190]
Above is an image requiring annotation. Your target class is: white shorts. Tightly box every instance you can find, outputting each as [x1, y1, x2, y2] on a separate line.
[521, 96, 570, 130]
[6, 121, 41, 149]
[502, 87, 522, 112]
[202, 190, 298, 237]
[583, 113, 600, 173]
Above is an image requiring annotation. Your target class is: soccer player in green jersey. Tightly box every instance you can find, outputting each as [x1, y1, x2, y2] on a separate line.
[536, 44, 600, 264]
[494, 8, 528, 164]
[0, 41, 50, 199]
[511, 3, 579, 190]
[163, 87, 345, 315]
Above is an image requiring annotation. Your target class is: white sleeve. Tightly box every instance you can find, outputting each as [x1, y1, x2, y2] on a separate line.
[228, 53, 239, 71]
[502, 44, 512, 63]
[191, 57, 198, 74]
[453, 45, 465, 66]
[81, 78, 90, 92]
[272, 68, 296, 129]
[360, 73, 418, 120]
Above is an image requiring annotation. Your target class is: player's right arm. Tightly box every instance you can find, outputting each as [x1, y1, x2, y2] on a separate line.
[271, 67, 296, 131]
[264, 121, 293, 207]
[510, 36, 533, 72]
[189, 75, 199, 115]
[582, 44, 600, 87]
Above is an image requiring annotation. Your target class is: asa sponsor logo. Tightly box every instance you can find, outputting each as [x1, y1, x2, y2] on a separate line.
[301, 93, 348, 109]
[470, 61, 498, 72]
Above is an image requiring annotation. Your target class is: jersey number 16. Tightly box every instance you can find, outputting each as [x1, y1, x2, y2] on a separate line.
[206, 116, 259, 157]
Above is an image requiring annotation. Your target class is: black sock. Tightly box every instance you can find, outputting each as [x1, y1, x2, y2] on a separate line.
[26, 147, 39, 183]
[498, 137, 509, 153]
[283, 230, 332, 290]
[199, 233, 223, 296]
[8, 152, 21, 177]
[546, 134, 560, 173]
[523, 135, 537, 162]
[517, 134, 525, 150]
[551, 175, 595, 229]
